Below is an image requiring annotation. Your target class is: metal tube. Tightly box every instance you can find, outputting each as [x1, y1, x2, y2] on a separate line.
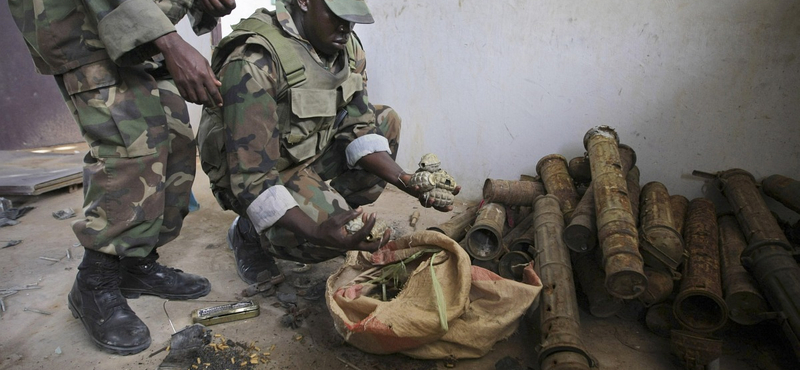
[717, 214, 769, 325]
[583, 126, 647, 299]
[626, 166, 642, 226]
[563, 185, 597, 253]
[482, 178, 545, 207]
[670, 194, 689, 236]
[639, 267, 674, 308]
[572, 250, 623, 318]
[534, 195, 592, 370]
[537, 154, 581, 220]
[762, 174, 800, 214]
[639, 181, 684, 272]
[673, 198, 728, 333]
[499, 251, 533, 282]
[716, 168, 800, 358]
[568, 156, 592, 185]
[670, 330, 723, 370]
[716, 169, 791, 252]
[428, 205, 478, 242]
[464, 203, 507, 261]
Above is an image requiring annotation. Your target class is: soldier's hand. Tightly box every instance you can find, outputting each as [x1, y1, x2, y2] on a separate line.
[199, 0, 236, 17]
[153, 32, 223, 107]
[317, 208, 388, 253]
[402, 172, 460, 212]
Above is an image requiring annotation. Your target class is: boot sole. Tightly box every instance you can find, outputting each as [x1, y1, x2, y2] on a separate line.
[67, 294, 151, 355]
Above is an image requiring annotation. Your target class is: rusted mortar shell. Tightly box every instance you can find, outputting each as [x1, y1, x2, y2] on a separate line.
[460, 239, 500, 273]
[717, 169, 800, 359]
[499, 250, 533, 281]
[508, 223, 537, 256]
[617, 144, 638, 224]
[674, 198, 728, 333]
[718, 214, 769, 325]
[670, 330, 723, 369]
[502, 213, 535, 248]
[482, 178, 545, 206]
[465, 203, 507, 261]
[568, 156, 592, 184]
[572, 250, 623, 318]
[428, 205, 478, 242]
[639, 181, 685, 272]
[715, 169, 792, 254]
[534, 195, 592, 370]
[617, 143, 637, 176]
[541, 352, 593, 370]
[646, 303, 679, 338]
[563, 185, 597, 253]
[670, 195, 690, 236]
[762, 174, 800, 215]
[626, 166, 642, 226]
[740, 245, 800, 358]
[639, 267, 674, 307]
[536, 154, 581, 220]
[583, 126, 647, 299]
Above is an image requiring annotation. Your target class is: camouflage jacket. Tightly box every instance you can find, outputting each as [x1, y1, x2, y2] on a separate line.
[8, 0, 217, 76]
[198, 0, 389, 232]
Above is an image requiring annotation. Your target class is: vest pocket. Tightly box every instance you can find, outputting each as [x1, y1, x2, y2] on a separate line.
[284, 89, 338, 163]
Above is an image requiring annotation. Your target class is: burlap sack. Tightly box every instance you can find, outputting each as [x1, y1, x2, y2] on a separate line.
[326, 230, 542, 359]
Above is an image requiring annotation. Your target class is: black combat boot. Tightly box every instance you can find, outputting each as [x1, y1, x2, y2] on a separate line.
[119, 251, 211, 300]
[67, 249, 151, 355]
[228, 216, 285, 285]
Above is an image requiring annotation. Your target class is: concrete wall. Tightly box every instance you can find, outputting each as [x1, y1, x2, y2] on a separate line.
[356, 0, 799, 205]
[210, 1, 799, 218]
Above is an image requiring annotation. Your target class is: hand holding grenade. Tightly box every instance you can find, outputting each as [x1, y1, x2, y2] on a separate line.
[408, 153, 457, 208]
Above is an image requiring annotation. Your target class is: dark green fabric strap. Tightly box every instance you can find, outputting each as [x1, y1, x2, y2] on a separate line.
[233, 18, 307, 88]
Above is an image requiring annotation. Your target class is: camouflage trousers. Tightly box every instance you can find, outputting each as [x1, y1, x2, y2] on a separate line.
[253, 104, 400, 264]
[56, 64, 195, 258]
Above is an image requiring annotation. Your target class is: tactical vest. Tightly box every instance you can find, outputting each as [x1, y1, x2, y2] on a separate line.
[198, 10, 364, 200]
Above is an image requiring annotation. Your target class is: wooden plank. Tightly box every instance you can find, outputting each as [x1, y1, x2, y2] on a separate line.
[0, 146, 85, 196]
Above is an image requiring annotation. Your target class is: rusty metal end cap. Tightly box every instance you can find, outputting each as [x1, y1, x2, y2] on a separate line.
[617, 143, 637, 168]
[717, 168, 756, 182]
[535, 153, 568, 177]
[583, 125, 620, 149]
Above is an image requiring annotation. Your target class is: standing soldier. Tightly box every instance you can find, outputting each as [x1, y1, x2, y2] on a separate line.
[198, 0, 459, 287]
[8, 0, 236, 355]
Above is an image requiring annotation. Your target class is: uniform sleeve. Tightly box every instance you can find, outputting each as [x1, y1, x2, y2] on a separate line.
[340, 33, 392, 168]
[218, 44, 299, 232]
[84, 0, 215, 66]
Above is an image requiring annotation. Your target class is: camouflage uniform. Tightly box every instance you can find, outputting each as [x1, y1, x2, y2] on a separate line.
[198, 1, 400, 263]
[9, 0, 217, 257]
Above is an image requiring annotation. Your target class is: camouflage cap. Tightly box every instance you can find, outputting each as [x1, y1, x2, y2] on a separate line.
[324, 0, 374, 24]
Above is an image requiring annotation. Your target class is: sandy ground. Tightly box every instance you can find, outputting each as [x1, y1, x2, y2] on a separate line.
[1, 160, 798, 370]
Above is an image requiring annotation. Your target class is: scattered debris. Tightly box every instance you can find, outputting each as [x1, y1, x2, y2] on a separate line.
[291, 262, 312, 273]
[39, 256, 61, 263]
[23, 307, 52, 315]
[240, 281, 275, 298]
[52, 208, 76, 220]
[409, 210, 420, 228]
[336, 355, 364, 370]
[2, 240, 22, 248]
[159, 326, 274, 370]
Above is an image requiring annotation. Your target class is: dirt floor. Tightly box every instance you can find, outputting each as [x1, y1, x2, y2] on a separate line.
[1, 159, 799, 370]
